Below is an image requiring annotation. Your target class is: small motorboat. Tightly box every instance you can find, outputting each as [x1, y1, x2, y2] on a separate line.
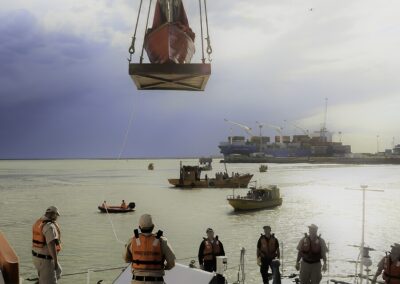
[98, 202, 136, 213]
[227, 185, 282, 211]
[259, 164, 268, 172]
[0, 232, 19, 284]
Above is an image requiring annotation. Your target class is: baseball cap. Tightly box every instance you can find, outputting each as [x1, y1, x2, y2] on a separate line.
[46, 206, 60, 216]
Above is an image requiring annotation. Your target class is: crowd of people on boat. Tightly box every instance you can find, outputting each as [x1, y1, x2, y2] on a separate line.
[214, 171, 241, 180]
[30, 207, 400, 284]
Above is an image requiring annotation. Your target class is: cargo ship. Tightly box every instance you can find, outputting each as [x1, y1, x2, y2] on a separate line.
[219, 118, 400, 164]
[219, 128, 351, 159]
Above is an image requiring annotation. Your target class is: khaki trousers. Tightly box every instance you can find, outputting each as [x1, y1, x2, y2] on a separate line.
[32, 256, 62, 284]
[299, 261, 322, 284]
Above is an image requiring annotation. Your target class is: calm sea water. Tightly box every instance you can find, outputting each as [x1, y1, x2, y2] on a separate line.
[0, 159, 400, 283]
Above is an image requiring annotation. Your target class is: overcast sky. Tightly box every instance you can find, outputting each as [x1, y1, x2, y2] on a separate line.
[1, 0, 399, 158]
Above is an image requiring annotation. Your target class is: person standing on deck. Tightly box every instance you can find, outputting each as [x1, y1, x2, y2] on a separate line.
[295, 224, 328, 284]
[372, 243, 400, 284]
[124, 214, 176, 284]
[32, 206, 62, 284]
[257, 225, 281, 284]
[198, 228, 225, 272]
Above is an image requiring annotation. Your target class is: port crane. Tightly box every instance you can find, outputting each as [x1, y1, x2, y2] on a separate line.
[256, 121, 284, 145]
[284, 120, 310, 137]
[224, 119, 254, 138]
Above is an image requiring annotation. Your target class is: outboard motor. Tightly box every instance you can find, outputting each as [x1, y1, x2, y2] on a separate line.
[128, 202, 136, 209]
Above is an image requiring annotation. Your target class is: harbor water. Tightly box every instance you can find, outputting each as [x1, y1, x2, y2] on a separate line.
[1, 159, 400, 283]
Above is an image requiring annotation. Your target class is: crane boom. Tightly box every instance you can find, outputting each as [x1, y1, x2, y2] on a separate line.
[224, 119, 253, 136]
[257, 121, 284, 144]
[284, 120, 310, 137]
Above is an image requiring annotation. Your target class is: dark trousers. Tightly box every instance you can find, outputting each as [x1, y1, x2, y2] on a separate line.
[260, 258, 281, 284]
[204, 260, 216, 272]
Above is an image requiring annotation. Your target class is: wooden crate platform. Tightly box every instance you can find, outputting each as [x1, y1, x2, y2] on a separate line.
[129, 63, 211, 91]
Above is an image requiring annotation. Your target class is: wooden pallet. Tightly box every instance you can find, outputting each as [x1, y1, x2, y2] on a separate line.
[129, 63, 211, 91]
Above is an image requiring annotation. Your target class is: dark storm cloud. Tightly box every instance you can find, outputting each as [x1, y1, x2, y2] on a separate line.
[0, 10, 132, 158]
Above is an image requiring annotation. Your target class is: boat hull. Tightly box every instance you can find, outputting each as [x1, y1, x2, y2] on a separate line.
[145, 23, 195, 64]
[168, 174, 253, 188]
[0, 232, 19, 284]
[98, 206, 135, 213]
[227, 198, 283, 211]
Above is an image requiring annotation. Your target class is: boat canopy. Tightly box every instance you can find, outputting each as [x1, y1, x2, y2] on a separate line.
[128, 0, 212, 91]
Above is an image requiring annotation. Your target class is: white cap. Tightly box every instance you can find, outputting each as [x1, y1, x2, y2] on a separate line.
[46, 206, 60, 216]
[139, 214, 154, 229]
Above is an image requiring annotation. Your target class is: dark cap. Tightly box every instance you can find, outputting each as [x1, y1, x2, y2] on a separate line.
[263, 225, 271, 230]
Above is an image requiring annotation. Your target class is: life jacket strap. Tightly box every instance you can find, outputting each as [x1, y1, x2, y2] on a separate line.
[132, 259, 164, 265]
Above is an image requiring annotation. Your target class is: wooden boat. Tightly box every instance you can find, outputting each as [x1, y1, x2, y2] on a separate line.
[227, 185, 282, 211]
[148, 163, 154, 170]
[98, 202, 135, 213]
[145, 22, 195, 64]
[0, 232, 19, 284]
[168, 163, 253, 188]
[259, 164, 268, 172]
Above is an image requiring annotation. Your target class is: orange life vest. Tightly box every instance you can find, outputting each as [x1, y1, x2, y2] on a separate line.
[131, 232, 164, 271]
[203, 238, 222, 261]
[383, 255, 400, 284]
[301, 234, 322, 263]
[260, 234, 278, 258]
[32, 218, 62, 252]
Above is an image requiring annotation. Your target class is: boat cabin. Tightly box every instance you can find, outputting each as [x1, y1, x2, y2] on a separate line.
[180, 165, 202, 181]
[247, 185, 280, 200]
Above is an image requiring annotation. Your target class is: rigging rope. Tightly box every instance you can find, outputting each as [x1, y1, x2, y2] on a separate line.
[118, 100, 136, 159]
[128, 0, 144, 62]
[198, 0, 205, 63]
[140, 0, 153, 64]
[203, 0, 212, 62]
[104, 205, 126, 245]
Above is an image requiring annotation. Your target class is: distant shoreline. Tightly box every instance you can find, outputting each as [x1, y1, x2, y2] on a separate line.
[0, 156, 224, 161]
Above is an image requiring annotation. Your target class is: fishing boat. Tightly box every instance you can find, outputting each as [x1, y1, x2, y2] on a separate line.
[0, 232, 19, 284]
[259, 164, 268, 172]
[227, 184, 282, 211]
[168, 162, 253, 188]
[98, 202, 136, 213]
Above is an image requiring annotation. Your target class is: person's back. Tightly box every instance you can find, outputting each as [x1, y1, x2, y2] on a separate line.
[121, 200, 127, 209]
[124, 214, 175, 283]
